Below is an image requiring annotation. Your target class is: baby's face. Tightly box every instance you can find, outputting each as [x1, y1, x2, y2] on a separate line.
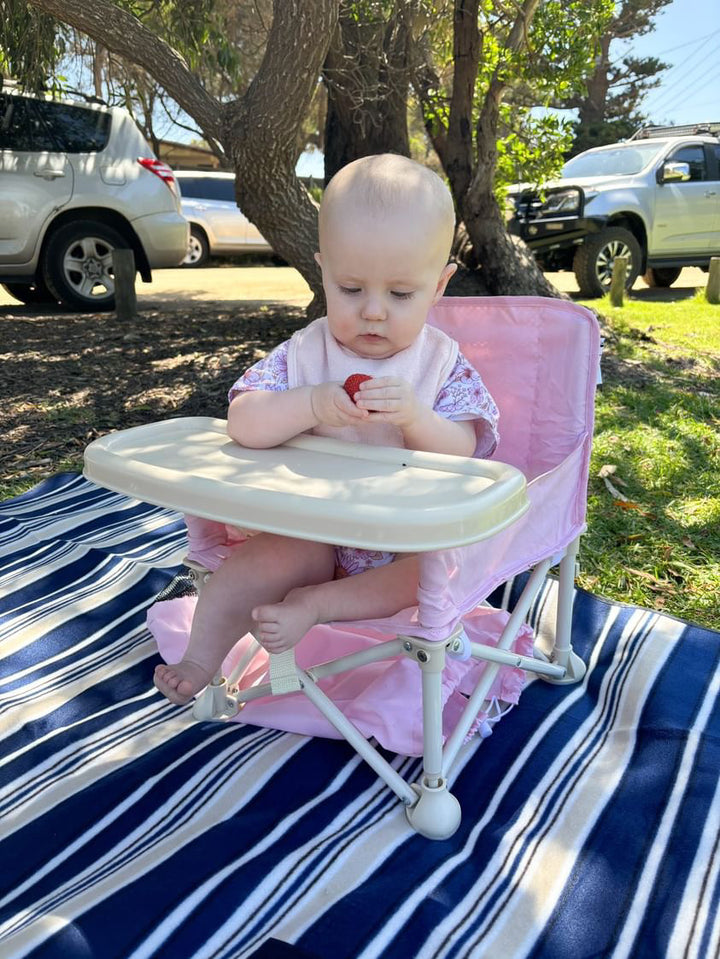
[316, 206, 455, 360]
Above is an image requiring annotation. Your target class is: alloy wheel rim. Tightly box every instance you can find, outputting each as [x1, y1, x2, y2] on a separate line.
[63, 236, 116, 300]
[595, 239, 633, 288]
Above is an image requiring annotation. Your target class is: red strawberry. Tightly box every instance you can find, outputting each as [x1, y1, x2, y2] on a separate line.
[343, 373, 373, 402]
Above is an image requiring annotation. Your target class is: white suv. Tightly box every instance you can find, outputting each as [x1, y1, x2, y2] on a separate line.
[0, 89, 188, 310]
[174, 171, 272, 267]
[507, 123, 720, 296]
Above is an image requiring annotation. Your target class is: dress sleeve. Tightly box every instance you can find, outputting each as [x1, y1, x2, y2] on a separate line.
[434, 351, 500, 457]
[227, 341, 290, 404]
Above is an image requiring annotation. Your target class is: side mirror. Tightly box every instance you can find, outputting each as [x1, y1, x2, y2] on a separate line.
[657, 161, 691, 184]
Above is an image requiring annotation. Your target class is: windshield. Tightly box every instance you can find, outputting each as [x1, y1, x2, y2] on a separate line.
[562, 141, 666, 178]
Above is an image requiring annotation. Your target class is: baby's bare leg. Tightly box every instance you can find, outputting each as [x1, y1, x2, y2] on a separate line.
[154, 534, 335, 704]
[252, 555, 420, 653]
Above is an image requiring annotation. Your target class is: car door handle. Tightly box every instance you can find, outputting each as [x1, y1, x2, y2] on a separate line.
[33, 170, 66, 180]
[705, 190, 717, 197]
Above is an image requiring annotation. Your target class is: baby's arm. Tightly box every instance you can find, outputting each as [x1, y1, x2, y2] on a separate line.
[228, 382, 368, 448]
[354, 377, 476, 457]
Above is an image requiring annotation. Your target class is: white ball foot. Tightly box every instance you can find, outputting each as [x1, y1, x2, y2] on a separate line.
[405, 779, 461, 840]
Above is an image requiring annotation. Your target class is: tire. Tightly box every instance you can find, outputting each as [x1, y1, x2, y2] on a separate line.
[42, 220, 128, 311]
[642, 266, 682, 288]
[182, 225, 210, 267]
[573, 226, 642, 298]
[2, 278, 60, 306]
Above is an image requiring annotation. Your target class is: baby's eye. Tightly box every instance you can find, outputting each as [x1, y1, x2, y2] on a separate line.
[391, 290, 415, 300]
[339, 285, 361, 295]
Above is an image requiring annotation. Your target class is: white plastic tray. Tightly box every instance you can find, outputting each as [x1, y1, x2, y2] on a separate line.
[83, 417, 528, 552]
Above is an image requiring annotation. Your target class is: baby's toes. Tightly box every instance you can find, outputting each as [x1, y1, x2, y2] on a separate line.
[252, 605, 279, 625]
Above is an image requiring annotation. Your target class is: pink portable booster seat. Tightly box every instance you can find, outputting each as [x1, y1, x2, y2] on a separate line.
[145, 296, 600, 838]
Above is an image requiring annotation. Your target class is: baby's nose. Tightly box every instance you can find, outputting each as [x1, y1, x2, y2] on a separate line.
[361, 295, 386, 320]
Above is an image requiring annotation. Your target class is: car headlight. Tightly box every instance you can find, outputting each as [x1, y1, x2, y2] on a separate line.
[540, 188, 582, 216]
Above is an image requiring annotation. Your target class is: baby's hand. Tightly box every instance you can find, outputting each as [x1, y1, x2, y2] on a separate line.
[353, 376, 420, 428]
[310, 381, 369, 427]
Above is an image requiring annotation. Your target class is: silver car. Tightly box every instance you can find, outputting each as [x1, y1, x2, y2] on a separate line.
[507, 123, 720, 296]
[174, 171, 272, 267]
[0, 88, 188, 311]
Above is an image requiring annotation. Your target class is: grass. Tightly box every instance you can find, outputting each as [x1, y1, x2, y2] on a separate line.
[577, 290, 720, 629]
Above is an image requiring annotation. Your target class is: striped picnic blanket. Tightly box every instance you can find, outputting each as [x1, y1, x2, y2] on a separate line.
[1, 474, 718, 959]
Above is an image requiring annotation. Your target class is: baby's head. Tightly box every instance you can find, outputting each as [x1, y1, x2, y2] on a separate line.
[318, 153, 455, 272]
[316, 154, 457, 359]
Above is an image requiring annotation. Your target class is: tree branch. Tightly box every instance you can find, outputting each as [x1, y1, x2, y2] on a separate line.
[26, 0, 222, 140]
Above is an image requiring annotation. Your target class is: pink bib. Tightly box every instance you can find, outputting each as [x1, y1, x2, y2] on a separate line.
[287, 317, 458, 446]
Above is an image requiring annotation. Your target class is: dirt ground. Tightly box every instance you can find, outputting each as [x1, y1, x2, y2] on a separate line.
[0, 296, 308, 490]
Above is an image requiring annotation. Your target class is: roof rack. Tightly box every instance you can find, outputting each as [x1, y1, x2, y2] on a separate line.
[630, 122, 720, 140]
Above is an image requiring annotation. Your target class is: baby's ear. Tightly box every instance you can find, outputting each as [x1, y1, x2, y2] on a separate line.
[433, 262, 457, 302]
[314, 252, 323, 268]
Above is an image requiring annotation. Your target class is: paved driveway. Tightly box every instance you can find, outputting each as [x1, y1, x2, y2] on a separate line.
[0, 265, 709, 309]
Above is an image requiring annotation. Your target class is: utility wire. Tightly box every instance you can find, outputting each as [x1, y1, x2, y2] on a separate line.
[644, 46, 720, 113]
[610, 26, 720, 70]
[645, 63, 720, 120]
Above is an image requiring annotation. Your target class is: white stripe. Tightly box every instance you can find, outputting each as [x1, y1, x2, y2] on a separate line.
[639, 666, 720, 959]
[2, 577, 156, 700]
[0, 684, 164, 818]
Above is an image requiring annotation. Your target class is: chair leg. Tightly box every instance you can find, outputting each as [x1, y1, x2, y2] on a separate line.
[402, 637, 462, 840]
[541, 534, 587, 684]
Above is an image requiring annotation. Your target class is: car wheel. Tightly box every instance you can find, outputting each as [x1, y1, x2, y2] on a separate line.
[642, 267, 682, 288]
[2, 279, 60, 306]
[43, 220, 127, 311]
[182, 225, 210, 267]
[573, 227, 642, 298]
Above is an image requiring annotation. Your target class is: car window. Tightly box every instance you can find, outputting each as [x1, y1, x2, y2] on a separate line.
[177, 177, 202, 198]
[562, 142, 665, 178]
[667, 145, 706, 181]
[0, 95, 56, 151]
[0, 95, 111, 152]
[712, 145, 720, 180]
[178, 177, 236, 202]
[202, 179, 236, 202]
[32, 100, 110, 153]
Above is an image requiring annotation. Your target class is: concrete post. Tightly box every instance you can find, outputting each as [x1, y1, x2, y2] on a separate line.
[706, 257, 720, 305]
[609, 255, 627, 307]
[113, 248, 137, 320]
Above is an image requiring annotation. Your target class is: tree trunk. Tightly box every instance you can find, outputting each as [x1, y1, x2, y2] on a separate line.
[223, 0, 339, 311]
[322, 11, 411, 184]
[424, 0, 562, 298]
[462, 97, 560, 297]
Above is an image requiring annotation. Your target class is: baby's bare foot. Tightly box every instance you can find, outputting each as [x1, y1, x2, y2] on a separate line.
[252, 586, 320, 654]
[154, 660, 215, 705]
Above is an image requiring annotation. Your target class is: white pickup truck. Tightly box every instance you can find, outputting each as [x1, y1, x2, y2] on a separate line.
[507, 123, 720, 297]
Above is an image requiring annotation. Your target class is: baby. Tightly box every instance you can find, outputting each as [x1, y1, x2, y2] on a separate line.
[154, 153, 499, 706]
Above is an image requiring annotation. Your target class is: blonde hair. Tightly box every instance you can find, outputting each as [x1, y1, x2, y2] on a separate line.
[319, 154, 456, 262]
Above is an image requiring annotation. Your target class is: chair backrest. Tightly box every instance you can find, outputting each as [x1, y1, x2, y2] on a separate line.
[418, 296, 602, 620]
[429, 296, 600, 481]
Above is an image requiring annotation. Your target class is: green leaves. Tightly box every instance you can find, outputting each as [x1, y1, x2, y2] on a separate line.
[0, 0, 66, 93]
